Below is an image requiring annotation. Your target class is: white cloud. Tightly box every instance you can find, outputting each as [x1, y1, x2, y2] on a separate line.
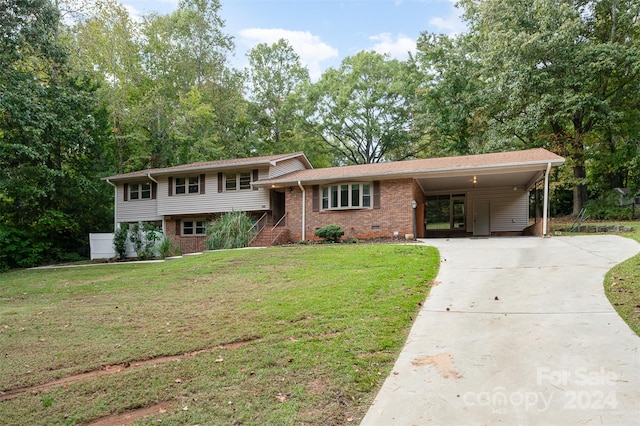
[123, 4, 144, 23]
[429, 2, 467, 36]
[238, 28, 339, 80]
[369, 33, 416, 60]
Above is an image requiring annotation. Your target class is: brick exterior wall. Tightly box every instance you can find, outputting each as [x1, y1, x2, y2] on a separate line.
[165, 217, 208, 254]
[285, 178, 418, 242]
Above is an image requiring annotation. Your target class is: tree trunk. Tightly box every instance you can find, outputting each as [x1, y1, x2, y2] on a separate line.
[572, 164, 588, 215]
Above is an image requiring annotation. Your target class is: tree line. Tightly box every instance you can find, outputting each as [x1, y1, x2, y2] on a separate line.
[1, 0, 638, 268]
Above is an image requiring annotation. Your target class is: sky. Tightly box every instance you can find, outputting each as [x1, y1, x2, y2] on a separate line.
[120, 0, 467, 80]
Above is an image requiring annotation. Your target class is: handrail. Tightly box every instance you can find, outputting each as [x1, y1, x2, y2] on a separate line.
[248, 212, 268, 245]
[270, 213, 288, 245]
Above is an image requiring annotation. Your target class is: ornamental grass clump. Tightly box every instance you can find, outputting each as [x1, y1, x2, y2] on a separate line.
[207, 211, 255, 250]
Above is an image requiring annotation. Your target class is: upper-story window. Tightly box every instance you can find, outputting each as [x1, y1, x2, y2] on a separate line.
[127, 182, 153, 201]
[321, 183, 371, 210]
[176, 176, 200, 194]
[225, 172, 252, 191]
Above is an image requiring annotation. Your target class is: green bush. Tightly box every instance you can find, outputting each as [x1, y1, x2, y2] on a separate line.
[158, 235, 181, 259]
[113, 225, 129, 260]
[207, 212, 255, 250]
[0, 226, 51, 270]
[314, 224, 345, 243]
[586, 193, 634, 220]
[129, 222, 161, 259]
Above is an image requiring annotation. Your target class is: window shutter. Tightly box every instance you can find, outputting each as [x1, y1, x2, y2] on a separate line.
[252, 169, 259, 190]
[312, 185, 319, 212]
[168, 177, 173, 196]
[123, 183, 128, 201]
[373, 181, 381, 209]
[175, 219, 181, 236]
[151, 182, 157, 199]
[217, 172, 223, 193]
[200, 174, 206, 194]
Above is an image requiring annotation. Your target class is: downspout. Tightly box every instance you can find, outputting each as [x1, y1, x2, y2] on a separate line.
[147, 173, 164, 234]
[297, 180, 305, 241]
[106, 179, 117, 232]
[542, 162, 551, 237]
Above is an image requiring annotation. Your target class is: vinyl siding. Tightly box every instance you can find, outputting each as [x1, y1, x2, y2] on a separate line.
[115, 184, 162, 223]
[157, 169, 271, 216]
[467, 188, 528, 233]
[269, 158, 308, 178]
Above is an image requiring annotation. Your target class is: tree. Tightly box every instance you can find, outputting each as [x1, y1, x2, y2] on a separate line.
[72, 0, 145, 173]
[458, 0, 640, 213]
[413, 33, 491, 157]
[246, 39, 310, 154]
[301, 51, 421, 164]
[1, 0, 112, 266]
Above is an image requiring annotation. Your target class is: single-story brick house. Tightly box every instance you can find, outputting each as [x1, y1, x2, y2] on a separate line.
[103, 148, 564, 253]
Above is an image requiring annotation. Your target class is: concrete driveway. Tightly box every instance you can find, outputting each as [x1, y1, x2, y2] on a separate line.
[361, 235, 640, 425]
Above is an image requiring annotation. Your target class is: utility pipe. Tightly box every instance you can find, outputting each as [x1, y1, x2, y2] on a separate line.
[542, 162, 551, 237]
[297, 180, 305, 241]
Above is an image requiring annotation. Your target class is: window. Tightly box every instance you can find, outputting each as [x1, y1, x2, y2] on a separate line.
[130, 182, 151, 200]
[182, 219, 206, 236]
[175, 176, 200, 195]
[321, 183, 372, 210]
[225, 172, 252, 191]
[425, 194, 465, 231]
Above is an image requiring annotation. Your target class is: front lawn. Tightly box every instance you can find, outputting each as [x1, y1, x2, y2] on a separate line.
[0, 244, 438, 425]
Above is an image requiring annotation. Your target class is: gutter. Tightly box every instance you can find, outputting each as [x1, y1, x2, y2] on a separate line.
[146, 173, 158, 184]
[542, 162, 551, 236]
[297, 180, 305, 241]
[105, 179, 117, 232]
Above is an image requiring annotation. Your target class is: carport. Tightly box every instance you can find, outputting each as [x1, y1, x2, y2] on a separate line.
[412, 149, 565, 238]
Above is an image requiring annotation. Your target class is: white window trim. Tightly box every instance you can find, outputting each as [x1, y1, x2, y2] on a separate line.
[129, 182, 152, 201]
[175, 176, 200, 195]
[321, 182, 372, 211]
[182, 219, 207, 236]
[225, 171, 252, 191]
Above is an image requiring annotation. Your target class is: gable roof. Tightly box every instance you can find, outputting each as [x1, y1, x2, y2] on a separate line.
[103, 152, 312, 182]
[255, 148, 564, 187]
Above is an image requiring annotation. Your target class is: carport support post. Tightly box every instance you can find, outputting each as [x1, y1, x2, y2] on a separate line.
[543, 162, 551, 236]
[411, 200, 417, 240]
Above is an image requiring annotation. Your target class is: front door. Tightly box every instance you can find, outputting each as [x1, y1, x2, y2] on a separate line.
[473, 201, 490, 236]
[272, 190, 286, 225]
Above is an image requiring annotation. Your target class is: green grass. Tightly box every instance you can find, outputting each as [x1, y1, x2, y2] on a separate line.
[601, 222, 640, 335]
[0, 244, 438, 425]
[552, 220, 640, 335]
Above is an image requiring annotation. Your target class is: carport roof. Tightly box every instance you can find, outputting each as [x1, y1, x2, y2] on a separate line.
[255, 148, 564, 189]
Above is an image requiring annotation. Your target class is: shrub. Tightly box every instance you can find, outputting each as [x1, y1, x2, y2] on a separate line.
[0, 226, 50, 270]
[314, 224, 344, 243]
[586, 193, 634, 220]
[207, 212, 255, 250]
[129, 222, 161, 259]
[158, 235, 181, 259]
[113, 225, 129, 260]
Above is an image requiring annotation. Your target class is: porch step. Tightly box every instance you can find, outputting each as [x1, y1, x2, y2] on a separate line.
[249, 228, 274, 247]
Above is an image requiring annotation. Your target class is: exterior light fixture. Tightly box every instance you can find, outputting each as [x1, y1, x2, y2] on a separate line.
[473, 176, 477, 184]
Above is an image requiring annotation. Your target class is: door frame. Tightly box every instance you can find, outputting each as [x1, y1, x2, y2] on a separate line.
[473, 201, 490, 236]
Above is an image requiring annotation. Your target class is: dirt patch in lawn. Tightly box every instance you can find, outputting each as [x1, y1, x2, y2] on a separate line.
[81, 403, 173, 426]
[0, 337, 260, 402]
